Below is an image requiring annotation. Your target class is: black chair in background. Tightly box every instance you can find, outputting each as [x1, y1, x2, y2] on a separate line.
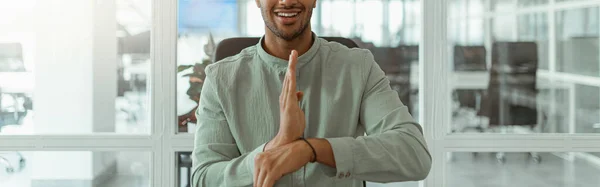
[368, 46, 415, 114]
[396, 46, 418, 114]
[453, 45, 487, 72]
[182, 37, 365, 187]
[452, 46, 487, 133]
[479, 42, 541, 163]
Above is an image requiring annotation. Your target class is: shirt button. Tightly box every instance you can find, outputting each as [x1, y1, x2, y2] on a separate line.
[338, 173, 345, 179]
[345, 172, 351, 177]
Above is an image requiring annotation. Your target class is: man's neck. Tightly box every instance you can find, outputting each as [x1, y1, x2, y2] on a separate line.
[263, 29, 314, 60]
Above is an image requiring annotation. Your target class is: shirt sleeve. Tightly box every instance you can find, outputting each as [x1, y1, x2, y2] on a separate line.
[191, 67, 264, 187]
[323, 50, 432, 183]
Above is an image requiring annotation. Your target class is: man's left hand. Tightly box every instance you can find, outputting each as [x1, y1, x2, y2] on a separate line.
[253, 140, 313, 187]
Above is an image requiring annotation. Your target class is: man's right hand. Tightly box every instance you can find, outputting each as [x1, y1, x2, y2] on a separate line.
[265, 50, 306, 151]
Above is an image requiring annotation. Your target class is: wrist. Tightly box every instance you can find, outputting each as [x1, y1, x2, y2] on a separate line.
[306, 138, 336, 167]
[306, 138, 326, 163]
[294, 139, 315, 163]
[265, 134, 296, 151]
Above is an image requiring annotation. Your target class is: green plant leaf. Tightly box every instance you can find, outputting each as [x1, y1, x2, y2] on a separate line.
[177, 65, 194, 72]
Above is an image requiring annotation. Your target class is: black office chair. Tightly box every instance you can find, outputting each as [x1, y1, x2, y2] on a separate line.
[453, 46, 487, 72]
[479, 42, 541, 163]
[185, 37, 367, 187]
[366, 46, 415, 114]
[452, 46, 487, 133]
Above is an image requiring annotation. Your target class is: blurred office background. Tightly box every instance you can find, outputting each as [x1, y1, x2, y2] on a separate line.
[1, 0, 599, 187]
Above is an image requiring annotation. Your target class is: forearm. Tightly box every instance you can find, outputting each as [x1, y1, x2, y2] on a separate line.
[323, 123, 431, 182]
[191, 143, 265, 187]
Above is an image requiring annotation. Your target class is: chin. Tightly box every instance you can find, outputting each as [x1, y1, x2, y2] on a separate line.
[280, 32, 304, 41]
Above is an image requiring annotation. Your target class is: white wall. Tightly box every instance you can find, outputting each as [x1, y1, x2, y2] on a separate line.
[92, 0, 118, 178]
[30, 0, 116, 182]
[92, 0, 117, 134]
[33, 0, 94, 134]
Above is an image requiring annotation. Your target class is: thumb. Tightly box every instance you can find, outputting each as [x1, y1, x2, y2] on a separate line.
[296, 91, 304, 101]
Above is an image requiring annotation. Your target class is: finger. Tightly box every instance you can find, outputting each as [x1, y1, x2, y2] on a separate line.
[253, 165, 259, 187]
[257, 170, 267, 187]
[281, 62, 291, 103]
[296, 91, 304, 101]
[263, 174, 276, 187]
[287, 50, 298, 78]
[281, 73, 290, 106]
[287, 50, 298, 95]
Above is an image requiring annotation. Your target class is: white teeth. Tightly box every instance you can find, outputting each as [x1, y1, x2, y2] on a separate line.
[277, 12, 298, 17]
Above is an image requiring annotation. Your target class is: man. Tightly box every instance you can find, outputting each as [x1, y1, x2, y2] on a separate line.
[191, 0, 432, 186]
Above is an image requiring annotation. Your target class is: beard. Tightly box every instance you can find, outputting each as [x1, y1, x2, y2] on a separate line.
[260, 5, 313, 41]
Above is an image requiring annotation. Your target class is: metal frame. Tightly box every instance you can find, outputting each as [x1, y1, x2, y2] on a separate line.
[1, 0, 600, 187]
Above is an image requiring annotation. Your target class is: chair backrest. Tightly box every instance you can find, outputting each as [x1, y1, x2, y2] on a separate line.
[453, 46, 487, 109]
[365, 46, 414, 113]
[480, 42, 539, 126]
[453, 45, 487, 71]
[213, 37, 358, 62]
[489, 42, 538, 91]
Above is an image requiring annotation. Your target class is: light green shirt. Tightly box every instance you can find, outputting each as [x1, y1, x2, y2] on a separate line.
[192, 35, 432, 187]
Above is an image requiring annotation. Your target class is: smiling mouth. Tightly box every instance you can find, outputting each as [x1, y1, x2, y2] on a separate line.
[276, 12, 299, 18]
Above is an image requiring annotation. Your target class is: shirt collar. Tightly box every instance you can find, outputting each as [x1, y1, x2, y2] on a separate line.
[256, 32, 321, 72]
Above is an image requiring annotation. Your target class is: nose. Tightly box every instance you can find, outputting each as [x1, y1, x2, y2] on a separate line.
[279, 0, 298, 8]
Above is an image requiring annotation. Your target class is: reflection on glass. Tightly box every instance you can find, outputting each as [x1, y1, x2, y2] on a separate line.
[573, 84, 600, 133]
[557, 0, 588, 2]
[0, 151, 150, 187]
[518, 13, 549, 70]
[446, 152, 600, 187]
[176, 0, 421, 133]
[448, 0, 485, 18]
[450, 41, 543, 134]
[556, 7, 599, 77]
[491, 0, 548, 11]
[0, 0, 151, 135]
[492, 16, 517, 41]
[448, 3, 600, 134]
[449, 18, 485, 45]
